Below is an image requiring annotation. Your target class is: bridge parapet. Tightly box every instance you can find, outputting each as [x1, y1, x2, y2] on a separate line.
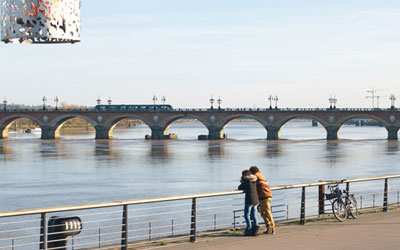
[0, 109, 399, 140]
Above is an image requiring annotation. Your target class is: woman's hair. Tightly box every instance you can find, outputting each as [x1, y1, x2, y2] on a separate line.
[241, 170, 251, 181]
[249, 166, 260, 174]
[242, 170, 251, 176]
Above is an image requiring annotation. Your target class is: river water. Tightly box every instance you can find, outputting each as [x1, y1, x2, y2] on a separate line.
[1, 121, 399, 212]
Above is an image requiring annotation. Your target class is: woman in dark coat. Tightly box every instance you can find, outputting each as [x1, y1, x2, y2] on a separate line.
[238, 170, 260, 236]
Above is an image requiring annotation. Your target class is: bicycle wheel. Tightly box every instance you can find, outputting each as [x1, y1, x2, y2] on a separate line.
[347, 195, 358, 219]
[332, 199, 347, 222]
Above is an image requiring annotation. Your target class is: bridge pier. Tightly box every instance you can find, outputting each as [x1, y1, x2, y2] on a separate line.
[326, 126, 339, 140]
[95, 125, 112, 139]
[0, 127, 8, 139]
[41, 125, 59, 140]
[386, 126, 399, 140]
[266, 126, 280, 140]
[150, 126, 168, 140]
[207, 126, 224, 140]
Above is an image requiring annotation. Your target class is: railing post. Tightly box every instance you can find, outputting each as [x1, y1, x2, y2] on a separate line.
[233, 211, 236, 230]
[373, 194, 376, 208]
[190, 198, 197, 242]
[286, 205, 289, 221]
[214, 214, 217, 231]
[300, 187, 306, 225]
[40, 213, 47, 250]
[346, 182, 350, 194]
[318, 183, 325, 215]
[149, 222, 152, 241]
[383, 178, 388, 212]
[171, 219, 174, 236]
[121, 205, 128, 250]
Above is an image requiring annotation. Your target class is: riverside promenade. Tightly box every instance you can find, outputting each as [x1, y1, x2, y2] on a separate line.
[165, 209, 400, 250]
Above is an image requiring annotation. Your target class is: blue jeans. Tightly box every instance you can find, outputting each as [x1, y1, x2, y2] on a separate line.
[244, 203, 258, 231]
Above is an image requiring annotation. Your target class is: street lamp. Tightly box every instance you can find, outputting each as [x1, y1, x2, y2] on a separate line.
[54, 96, 59, 110]
[107, 97, 112, 105]
[3, 98, 7, 111]
[333, 95, 337, 109]
[161, 96, 166, 105]
[152, 95, 158, 105]
[268, 95, 273, 109]
[390, 94, 396, 109]
[96, 96, 101, 105]
[42, 96, 47, 110]
[329, 95, 334, 110]
[217, 96, 222, 110]
[273, 95, 279, 109]
[209, 95, 215, 110]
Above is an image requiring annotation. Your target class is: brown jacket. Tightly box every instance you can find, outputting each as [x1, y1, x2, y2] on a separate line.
[254, 172, 272, 200]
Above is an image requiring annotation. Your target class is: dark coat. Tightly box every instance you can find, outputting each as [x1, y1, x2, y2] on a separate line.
[238, 175, 259, 205]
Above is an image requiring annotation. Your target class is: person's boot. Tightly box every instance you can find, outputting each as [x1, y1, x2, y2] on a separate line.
[264, 225, 270, 234]
[251, 225, 260, 236]
[244, 228, 252, 236]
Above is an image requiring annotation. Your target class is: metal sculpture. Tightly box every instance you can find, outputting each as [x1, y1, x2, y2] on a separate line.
[1, 0, 80, 44]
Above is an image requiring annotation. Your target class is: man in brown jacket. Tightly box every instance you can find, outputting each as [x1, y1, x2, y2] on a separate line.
[249, 166, 275, 234]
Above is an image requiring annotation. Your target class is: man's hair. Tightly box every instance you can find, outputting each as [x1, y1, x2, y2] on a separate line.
[249, 166, 260, 174]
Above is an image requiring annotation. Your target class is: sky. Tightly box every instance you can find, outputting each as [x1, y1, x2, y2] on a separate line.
[1, 0, 400, 109]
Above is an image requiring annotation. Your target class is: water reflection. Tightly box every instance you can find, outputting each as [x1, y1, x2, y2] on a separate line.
[324, 142, 343, 165]
[386, 141, 399, 155]
[207, 141, 225, 159]
[265, 142, 281, 158]
[38, 141, 69, 159]
[0, 143, 13, 162]
[148, 141, 170, 163]
[94, 140, 119, 159]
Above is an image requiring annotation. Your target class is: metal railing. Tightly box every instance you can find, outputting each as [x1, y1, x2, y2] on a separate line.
[0, 174, 399, 249]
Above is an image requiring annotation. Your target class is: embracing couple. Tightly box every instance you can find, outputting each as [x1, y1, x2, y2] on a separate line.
[238, 166, 275, 236]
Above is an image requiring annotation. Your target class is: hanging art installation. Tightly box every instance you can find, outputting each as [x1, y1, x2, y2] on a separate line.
[1, 0, 80, 43]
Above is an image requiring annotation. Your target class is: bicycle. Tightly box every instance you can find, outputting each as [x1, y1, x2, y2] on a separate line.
[325, 180, 358, 222]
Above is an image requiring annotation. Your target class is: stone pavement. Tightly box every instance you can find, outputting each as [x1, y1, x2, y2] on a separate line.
[163, 209, 400, 250]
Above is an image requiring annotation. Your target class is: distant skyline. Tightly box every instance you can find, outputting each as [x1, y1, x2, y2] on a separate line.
[1, 0, 400, 108]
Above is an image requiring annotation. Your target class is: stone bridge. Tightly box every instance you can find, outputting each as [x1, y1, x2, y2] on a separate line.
[0, 108, 399, 140]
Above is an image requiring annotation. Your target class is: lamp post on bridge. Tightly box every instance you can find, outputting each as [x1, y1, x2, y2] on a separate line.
[329, 95, 337, 110]
[152, 95, 157, 110]
[273, 95, 279, 109]
[3, 98, 7, 111]
[268, 95, 273, 110]
[42, 96, 47, 110]
[54, 96, 59, 110]
[161, 96, 166, 105]
[96, 96, 101, 105]
[217, 96, 222, 110]
[329, 95, 333, 110]
[390, 94, 396, 110]
[333, 96, 337, 109]
[152, 95, 157, 105]
[107, 97, 112, 105]
[209, 95, 215, 110]
[328, 95, 337, 110]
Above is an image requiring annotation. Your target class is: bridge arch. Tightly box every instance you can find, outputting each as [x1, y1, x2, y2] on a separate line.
[103, 115, 153, 139]
[0, 115, 42, 139]
[276, 115, 328, 140]
[220, 114, 269, 140]
[44, 114, 98, 139]
[336, 114, 387, 128]
[162, 115, 209, 140]
[336, 114, 389, 140]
